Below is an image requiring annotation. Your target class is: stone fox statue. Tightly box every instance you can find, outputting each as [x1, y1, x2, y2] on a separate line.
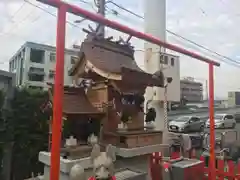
[90, 144, 116, 180]
[70, 163, 86, 180]
[69, 143, 116, 180]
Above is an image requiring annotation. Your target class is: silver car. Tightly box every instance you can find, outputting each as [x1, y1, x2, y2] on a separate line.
[205, 113, 236, 129]
[168, 116, 204, 133]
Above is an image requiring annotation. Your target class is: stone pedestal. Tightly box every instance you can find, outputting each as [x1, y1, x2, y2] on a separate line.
[39, 144, 168, 180]
[39, 152, 93, 180]
[102, 130, 162, 148]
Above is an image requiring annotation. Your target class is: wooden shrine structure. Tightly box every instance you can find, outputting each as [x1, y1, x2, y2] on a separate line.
[65, 31, 165, 150]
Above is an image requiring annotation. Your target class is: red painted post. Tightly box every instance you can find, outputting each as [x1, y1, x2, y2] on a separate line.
[217, 159, 224, 180]
[50, 4, 66, 180]
[238, 160, 240, 178]
[149, 152, 162, 180]
[227, 160, 235, 179]
[171, 151, 180, 159]
[208, 63, 216, 180]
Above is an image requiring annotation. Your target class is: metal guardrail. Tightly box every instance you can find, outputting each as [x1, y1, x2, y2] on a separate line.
[168, 106, 240, 117]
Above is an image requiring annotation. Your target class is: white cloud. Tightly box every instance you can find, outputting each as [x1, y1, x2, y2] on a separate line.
[0, 0, 240, 98]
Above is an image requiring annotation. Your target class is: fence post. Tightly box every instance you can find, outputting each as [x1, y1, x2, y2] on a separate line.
[149, 152, 162, 180]
[227, 160, 235, 179]
[237, 159, 240, 179]
[217, 159, 224, 180]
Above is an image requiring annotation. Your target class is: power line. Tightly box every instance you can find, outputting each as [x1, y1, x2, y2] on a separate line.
[21, 0, 240, 68]
[113, 13, 240, 68]
[24, 0, 82, 28]
[78, 0, 98, 12]
[106, 1, 240, 66]
[1, 1, 41, 36]
[0, 2, 26, 34]
[9, 1, 27, 20]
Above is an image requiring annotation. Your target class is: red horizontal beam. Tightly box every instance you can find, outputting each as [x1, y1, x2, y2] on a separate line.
[37, 0, 220, 67]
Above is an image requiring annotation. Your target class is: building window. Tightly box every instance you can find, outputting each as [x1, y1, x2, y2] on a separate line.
[50, 53, 56, 62]
[9, 62, 12, 71]
[12, 59, 15, 70]
[71, 56, 78, 64]
[22, 48, 25, 59]
[163, 56, 168, 65]
[28, 74, 44, 82]
[28, 67, 45, 82]
[49, 70, 55, 79]
[171, 58, 175, 66]
[30, 48, 45, 63]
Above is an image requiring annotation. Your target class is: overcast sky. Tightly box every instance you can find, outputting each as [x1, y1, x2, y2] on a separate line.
[0, 0, 240, 98]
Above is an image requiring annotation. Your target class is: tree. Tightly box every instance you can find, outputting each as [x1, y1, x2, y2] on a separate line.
[1, 87, 50, 180]
[0, 90, 5, 178]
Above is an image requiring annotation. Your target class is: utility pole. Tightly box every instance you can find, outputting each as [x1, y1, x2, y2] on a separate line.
[96, 0, 105, 37]
[205, 80, 208, 100]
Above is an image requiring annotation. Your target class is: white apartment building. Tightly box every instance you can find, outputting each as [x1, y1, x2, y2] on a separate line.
[180, 78, 203, 102]
[9, 42, 79, 90]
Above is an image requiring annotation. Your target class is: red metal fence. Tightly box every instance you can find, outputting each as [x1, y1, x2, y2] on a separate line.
[150, 152, 240, 180]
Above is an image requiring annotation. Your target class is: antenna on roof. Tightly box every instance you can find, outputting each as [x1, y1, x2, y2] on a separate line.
[82, 24, 104, 38]
[126, 35, 132, 43]
[116, 36, 133, 49]
[88, 24, 95, 32]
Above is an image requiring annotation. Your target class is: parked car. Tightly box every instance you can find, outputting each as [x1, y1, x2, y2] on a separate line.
[205, 113, 236, 129]
[168, 115, 204, 133]
[199, 115, 209, 124]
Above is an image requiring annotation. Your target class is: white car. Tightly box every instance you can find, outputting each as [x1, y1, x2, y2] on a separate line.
[205, 113, 236, 129]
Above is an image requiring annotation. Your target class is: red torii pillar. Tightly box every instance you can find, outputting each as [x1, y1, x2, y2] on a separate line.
[37, 1, 220, 180]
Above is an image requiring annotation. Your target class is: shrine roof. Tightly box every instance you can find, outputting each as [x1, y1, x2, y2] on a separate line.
[68, 36, 164, 87]
[69, 36, 141, 74]
[48, 84, 103, 116]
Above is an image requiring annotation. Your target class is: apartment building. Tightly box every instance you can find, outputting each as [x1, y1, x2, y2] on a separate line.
[180, 77, 203, 102]
[9, 42, 78, 90]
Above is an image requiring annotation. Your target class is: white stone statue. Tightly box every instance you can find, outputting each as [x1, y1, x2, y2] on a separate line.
[91, 144, 116, 180]
[65, 136, 77, 147]
[117, 122, 127, 131]
[88, 133, 98, 146]
[69, 164, 86, 180]
[69, 135, 116, 180]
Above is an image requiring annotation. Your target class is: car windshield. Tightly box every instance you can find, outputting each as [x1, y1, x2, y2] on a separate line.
[175, 116, 190, 122]
[214, 115, 224, 120]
